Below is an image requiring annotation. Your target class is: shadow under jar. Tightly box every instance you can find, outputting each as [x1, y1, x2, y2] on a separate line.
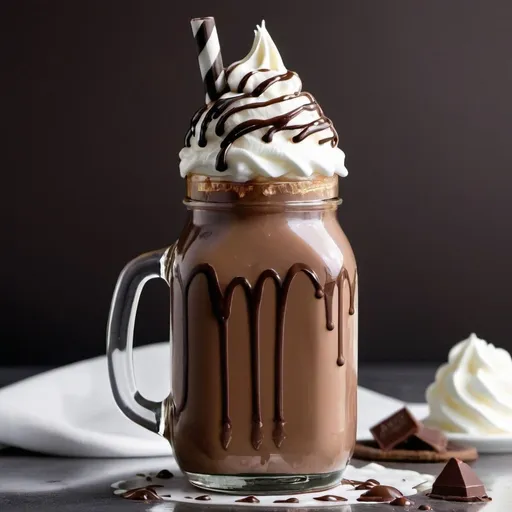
[107, 174, 357, 495]
[169, 175, 357, 493]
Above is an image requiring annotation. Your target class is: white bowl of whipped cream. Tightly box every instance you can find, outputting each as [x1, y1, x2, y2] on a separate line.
[425, 333, 512, 453]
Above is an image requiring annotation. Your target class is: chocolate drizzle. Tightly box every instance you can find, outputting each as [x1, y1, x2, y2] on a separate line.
[184, 68, 339, 172]
[176, 263, 356, 450]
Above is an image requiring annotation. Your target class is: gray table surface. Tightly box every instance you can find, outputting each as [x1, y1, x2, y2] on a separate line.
[0, 365, 508, 511]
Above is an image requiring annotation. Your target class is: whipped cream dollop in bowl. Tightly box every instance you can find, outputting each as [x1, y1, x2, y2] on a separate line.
[179, 21, 348, 182]
[425, 333, 512, 446]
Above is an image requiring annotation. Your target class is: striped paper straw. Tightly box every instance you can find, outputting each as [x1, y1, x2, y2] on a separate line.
[190, 17, 226, 103]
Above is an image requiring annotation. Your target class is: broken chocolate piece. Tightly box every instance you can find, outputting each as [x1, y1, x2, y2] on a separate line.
[357, 485, 403, 502]
[427, 458, 491, 502]
[371, 407, 447, 452]
[401, 425, 448, 453]
[370, 408, 420, 450]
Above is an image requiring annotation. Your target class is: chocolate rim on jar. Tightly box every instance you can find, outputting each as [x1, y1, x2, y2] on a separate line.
[186, 174, 340, 206]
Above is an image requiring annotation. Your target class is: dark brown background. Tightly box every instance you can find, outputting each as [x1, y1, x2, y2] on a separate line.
[2, 1, 512, 365]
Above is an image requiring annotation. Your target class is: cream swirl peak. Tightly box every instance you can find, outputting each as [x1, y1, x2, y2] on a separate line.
[179, 21, 348, 181]
[426, 333, 512, 434]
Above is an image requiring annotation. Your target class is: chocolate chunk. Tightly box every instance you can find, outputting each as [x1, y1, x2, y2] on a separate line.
[357, 485, 403, 502]
[427, 458, 491, 502]
[370, 408, 421, 450]
[371, 407, 447, 452]
[313, 495, 347, 501]
[236, 496, 260, 503]
[195, 495, 211, 501]
[274, 497, 299, 503]
[156, 469, 174, 479]
[390, 496, 414, 506]
[401, 426, 448, 453]
[418, 506, 432, 510]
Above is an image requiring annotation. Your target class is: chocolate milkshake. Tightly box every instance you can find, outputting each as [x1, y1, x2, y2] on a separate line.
[107, 19, 357, 494]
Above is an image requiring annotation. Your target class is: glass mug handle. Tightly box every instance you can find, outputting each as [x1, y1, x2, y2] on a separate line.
[106, 244, 176, 435]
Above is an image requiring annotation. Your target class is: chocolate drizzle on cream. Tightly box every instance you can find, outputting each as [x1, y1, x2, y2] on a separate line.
[184, 68, 338, 172]
[175, 263, 356, 450]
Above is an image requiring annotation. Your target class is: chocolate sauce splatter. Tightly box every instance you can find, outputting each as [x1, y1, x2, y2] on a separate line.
[156, 469, 174, 479]
[274, 497, 299, 503]
[235, 496, 260, 503]
[195, 495, 211, 501]
[357, 485, 403, 502]
[313, 495, 347, 502]
[390, 496, 414, 506]
[122, 486, 162, 501]
[355, 478, 380, 490]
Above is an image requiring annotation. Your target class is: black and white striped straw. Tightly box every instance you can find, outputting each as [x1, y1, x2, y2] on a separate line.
[190, 17, 226, 104]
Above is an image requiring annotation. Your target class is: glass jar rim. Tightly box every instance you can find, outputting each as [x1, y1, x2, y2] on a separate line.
[185, 174, 340, 206]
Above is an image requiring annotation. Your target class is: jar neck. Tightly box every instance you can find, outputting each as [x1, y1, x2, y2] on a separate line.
[185, 175, 339, 206]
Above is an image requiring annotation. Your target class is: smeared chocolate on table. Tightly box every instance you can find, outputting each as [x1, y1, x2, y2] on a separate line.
[235, 496, 260, 503]
[121, 485, 163, 501]
[357, 485, 403, 502]
[355, 478, 380, 490]
[313, 495, 347, 502]
[390, 496, 414, 506]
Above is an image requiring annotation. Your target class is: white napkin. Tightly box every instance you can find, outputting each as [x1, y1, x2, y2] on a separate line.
[0, 343, 426, 457]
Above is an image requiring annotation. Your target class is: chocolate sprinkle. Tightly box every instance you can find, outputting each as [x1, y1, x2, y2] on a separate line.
[274, 497, 299, 503]
[195, 495, 211, 501]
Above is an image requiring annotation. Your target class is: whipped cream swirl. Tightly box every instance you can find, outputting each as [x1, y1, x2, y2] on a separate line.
[179, 21, 348, 181]
[426, 333, 512, 434]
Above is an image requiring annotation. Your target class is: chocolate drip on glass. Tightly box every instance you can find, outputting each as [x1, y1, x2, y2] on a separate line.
[324, 269, 357, 366]
[176, 262, 356, 450]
